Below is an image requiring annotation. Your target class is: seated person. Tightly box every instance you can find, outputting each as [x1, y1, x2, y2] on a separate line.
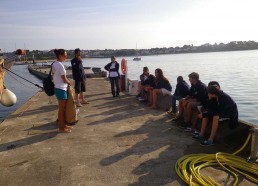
[172, 72, 208, 128]
[137, 67, 148, 98]
[147, 68, 172, 109]
[167, 76, 190, 116]
[185, 81, 221, 133]
[193, 85, 238, 146]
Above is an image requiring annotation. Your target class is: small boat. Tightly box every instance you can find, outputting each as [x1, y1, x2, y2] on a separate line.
[133, 57, 141, 61]
[133, 43, 141, 61]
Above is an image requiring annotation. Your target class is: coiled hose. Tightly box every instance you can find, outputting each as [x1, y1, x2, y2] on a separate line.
[175, 133, 258, 185]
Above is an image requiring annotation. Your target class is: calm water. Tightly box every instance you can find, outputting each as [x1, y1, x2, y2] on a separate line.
[1, 50, 258, 125]
[0, 65, 42, 120]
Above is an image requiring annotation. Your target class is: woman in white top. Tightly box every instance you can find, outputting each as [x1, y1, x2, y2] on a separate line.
[104, 56, 120, 97]
[52, 49, 71, 133]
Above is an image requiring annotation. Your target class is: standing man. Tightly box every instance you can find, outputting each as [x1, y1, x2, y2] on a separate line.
[71, 48, 89, 107]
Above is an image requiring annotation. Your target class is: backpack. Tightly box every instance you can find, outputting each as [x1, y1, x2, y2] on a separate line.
[43, 63, 55, 96]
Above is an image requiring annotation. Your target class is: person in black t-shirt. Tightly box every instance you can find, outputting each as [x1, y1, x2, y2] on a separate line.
[167, 76, 190, 115]
[172, 72, 208, 128]
[193, 85, 238, 146]
[71, 48, 88, 107]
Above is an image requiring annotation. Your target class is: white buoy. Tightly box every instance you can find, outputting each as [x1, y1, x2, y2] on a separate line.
[1, 89, 17, 107]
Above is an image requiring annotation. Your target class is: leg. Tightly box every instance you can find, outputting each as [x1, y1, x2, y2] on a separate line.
[209, 116, 219, 141]
[151, 89, 162, 109]
[147, 88, 153, 106]
[109, 77, 115, 96]
[74, 80, 81, 104]
[115, 77, 120, 96]
[58, 100, 67, 130]
[137, 82, 142, 96]
[186, 102, 193, 123]
[199, 117, 209, 136]
[178, 98, 186, 118]
[172, 96, 180, 114]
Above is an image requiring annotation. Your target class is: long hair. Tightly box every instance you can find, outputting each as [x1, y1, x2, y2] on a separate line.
[155, 68, 168, 84]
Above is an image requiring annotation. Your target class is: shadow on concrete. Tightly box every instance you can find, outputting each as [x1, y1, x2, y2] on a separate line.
[99, 113, 249, 185]
[100, 116, 186, 185]
[86, 96, 161, 126]
[0, 130, 57, 153]
[24, 121, 58, 132]
[7, 104, 57, 119]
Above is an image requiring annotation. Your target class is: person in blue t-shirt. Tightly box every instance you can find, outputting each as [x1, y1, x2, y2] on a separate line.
[193, 85, 238, 146]
[167, 76, 190, 116]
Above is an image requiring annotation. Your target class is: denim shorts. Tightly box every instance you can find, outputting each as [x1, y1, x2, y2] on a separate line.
[54, 88, 68, 100]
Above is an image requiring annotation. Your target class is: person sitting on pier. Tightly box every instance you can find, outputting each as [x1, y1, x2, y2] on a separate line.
[147, 68, 172, 109]
[138, 67, 155, 101]
[172, 72, 208, 129]
[193, 85, 238, 146]
[71, 48, 88, 107]
[104, 56, 120, 97]
[52, 49, 72, 133]
[167, 76, 190, 116]
[184, 81, 221, 134]
[137, 67, 149, 98]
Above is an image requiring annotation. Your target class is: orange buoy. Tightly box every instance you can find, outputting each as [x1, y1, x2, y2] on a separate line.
[16, 49, 26, 55]
[121, 58, 127, 74]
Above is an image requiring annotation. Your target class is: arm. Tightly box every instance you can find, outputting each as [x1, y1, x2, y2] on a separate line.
[104, 63, 110, 71]
[61, 75, 71, 85]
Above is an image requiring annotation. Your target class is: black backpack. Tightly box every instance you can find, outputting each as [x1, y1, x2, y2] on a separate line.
[43, 63, 55, 96]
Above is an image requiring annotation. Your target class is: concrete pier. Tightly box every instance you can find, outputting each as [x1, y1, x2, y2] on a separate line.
[0, 78, 256, 185]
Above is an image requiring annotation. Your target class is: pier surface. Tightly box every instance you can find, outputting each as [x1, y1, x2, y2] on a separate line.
[0, 78, 255, 186]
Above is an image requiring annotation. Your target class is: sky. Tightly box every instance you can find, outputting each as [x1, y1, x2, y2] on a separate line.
[1, 0, 258, 51]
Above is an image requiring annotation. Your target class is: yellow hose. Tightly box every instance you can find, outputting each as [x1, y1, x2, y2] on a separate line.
[175, 133, 258, 185]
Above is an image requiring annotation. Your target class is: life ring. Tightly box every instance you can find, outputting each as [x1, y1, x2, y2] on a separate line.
[121, 58, 127, 74]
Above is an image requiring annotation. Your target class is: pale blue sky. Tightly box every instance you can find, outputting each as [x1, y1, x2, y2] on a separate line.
[1, 0, 258, 51]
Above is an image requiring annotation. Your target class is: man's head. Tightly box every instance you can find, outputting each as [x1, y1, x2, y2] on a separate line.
[177, 76, 183, 83]
[74, 48, 81, 58]
[143, 66, 149, 75]
[207, 85, 220, 99]
[188, 72, 199, 85]
[208, 81, 220, 90]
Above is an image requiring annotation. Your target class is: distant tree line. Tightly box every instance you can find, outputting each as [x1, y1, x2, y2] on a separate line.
[8, 40, 258, 60]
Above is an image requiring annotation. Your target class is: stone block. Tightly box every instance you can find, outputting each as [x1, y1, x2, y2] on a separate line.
[156, 94, 172, 111]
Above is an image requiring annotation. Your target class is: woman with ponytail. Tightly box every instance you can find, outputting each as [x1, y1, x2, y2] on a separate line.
[52, 49, 72, 133]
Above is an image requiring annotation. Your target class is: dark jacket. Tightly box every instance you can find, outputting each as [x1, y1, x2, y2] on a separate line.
[189, 80, 208, 106]
[154, 79, 172, 92]
[142, 74, 155, 87]
[71, 57, 86, 81]
[104, 62, 120, 77]
[174, 80, 190, 98]
[207, 91, 238, 129]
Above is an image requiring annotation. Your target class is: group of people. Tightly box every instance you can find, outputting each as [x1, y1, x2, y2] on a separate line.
[137, 68, 238, 146]
[52, 52, 239, 143]
[52, 48, 88, 133]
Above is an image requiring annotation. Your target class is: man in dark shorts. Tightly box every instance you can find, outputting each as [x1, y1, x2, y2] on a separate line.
[172, 72, 208, 128]
[71, 48, 88, 107]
